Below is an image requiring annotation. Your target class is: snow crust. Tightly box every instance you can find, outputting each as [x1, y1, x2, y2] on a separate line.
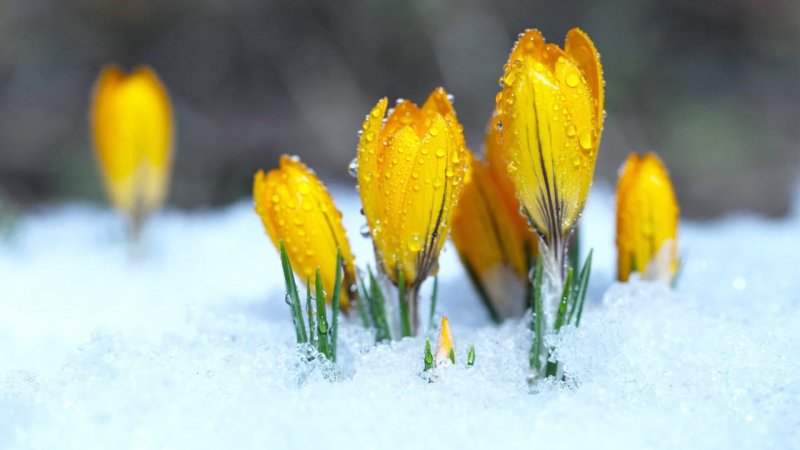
[1, 184, 798, 449]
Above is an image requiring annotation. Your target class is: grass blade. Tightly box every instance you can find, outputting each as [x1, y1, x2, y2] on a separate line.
[467, 345, 475, 367]
[428, 276, 439, 331]
[315, 268, 330, 358]
[279, 241, 307, 344]
[306, 275, 316, 346]
[553, 267, 574, 332]
[330, 249, 343, 361]
[572, 249, 593, 326]
[368, 266, 392, 342]
[398, 266, 411, 338]
[355, 271, 371, 328]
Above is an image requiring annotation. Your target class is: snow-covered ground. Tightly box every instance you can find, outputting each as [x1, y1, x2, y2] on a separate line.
[1, 183, 798, 449]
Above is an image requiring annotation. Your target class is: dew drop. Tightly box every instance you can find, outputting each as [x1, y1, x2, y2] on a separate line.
[566, 124, 577, 137]
[366, 132, 375, 142]
[430, 127, 439, 136]
[496, 121, 504, 131]
[572, 157, 581, 168]
[359, 223, 371, 238]
[348, 158, 358, 177]
[371, 108, 381, 118]
[565, 70, 580, 88]
[507, 161, 518, 173]
[271, 194, 280, 203]
[407, 234, 423, 252]
[435, 148, 445, 158]
[578, 128, 593, 150]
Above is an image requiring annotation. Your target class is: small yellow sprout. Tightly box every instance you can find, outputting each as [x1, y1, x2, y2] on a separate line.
[253, 155, 357, 310]
[90, 64, 174, 237]
[357, 88, 469, 331]
[493, 28, 604, 278]
[616, 152, 679, 283]
[435, 316, 455, 366]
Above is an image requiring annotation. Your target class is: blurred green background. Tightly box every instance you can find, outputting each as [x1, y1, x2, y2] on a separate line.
[0, 0, 798, 217]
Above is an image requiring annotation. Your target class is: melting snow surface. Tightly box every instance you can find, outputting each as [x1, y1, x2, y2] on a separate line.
[0, 184, 799, 449]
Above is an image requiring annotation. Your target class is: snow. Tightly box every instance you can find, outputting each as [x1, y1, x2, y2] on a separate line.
[1, 183, 799, 449]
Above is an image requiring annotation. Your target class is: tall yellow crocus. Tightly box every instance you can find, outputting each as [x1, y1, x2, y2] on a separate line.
[253, 155, 356, 310]
[91, 64, 174, 236]
[357, 87, 469, 332]
[616, 152, 679, 283]
[494, 28, 604, 280]
[452, 145, 537, 321]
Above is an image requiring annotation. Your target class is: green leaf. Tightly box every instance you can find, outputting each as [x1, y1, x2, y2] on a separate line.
[306, 275, 316, 347]
[330, 248, 343, 362]
[368, 266, 392, 342]
[398, 266, 411, 338]
[467, 345, 475, 367]
[572, 249, 593, 327]
[423, 339, 433, 371]
[315, 268, 330, 358]
[448, 347, 456, 364]
[355, 271, 371, 328]
[428, 276, 439, 331]
[529, 253, 544, 372]
[554, 267, 574, 332]
[279, 241, 307, 344]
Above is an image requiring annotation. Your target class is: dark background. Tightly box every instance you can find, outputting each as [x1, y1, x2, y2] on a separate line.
[1, 0, 798, 217]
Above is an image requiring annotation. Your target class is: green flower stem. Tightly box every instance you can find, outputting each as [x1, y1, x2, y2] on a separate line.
[398, 267, 412, 338]
[529, 254, 544, 372]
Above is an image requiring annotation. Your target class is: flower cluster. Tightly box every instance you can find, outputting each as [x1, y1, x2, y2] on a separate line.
[88, 26, 681, 379]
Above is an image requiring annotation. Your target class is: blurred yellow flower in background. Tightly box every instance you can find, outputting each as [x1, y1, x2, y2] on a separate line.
[254, 155, 356, 310]
[493, 28, 604, 278]
[452, 136, 538, 321]
[357, 88, 469, 330]
[91, 64, 174, 237]
[616, 152, 679, 283]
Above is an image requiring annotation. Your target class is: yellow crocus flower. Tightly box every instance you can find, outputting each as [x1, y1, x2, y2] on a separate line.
[253, 155, 356, 310]
[357, 88, 469, 328]
[91, 64, 174, 235]
[452, 146, 537, 321]
[494, 28, 604, 277]
[616, 152, 679, 283]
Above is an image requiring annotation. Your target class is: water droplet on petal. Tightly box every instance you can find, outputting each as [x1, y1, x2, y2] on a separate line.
[359, 223, 371, 238]
[566, 124, 577, 137]
[348, 158, 358, 178]
[407, 234, 422, 252]
[565, 70, 580, 88]
[579, 128, 593, 151]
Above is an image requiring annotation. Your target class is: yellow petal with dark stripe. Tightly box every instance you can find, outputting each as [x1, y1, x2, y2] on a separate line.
[495, 28, 604, 262]
[357, 88, 468, 287]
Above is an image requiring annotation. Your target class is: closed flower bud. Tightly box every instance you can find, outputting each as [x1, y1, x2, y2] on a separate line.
[494, 28, 604, 275]
[452, 146, 537, 321]
[616, 152, 679, 283]
[254, 155, 356, 309]
[91, 65, 174, 235]
[435, 316, 455, 366]
[357, 88, 469, 330]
